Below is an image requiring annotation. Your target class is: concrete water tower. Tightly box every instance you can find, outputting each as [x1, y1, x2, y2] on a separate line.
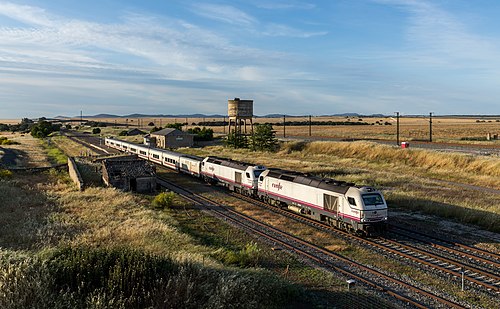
[228, 98, 253, 136]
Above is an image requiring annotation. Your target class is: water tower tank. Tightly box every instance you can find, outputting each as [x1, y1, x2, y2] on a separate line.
[228, 98, 253, 119]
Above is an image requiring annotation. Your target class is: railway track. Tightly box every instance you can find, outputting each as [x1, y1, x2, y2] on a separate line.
[390, 224, 500, 266]
[61, 131, 115, 155]
[156, 175, 467, 308]
[229, 192, 500, 295]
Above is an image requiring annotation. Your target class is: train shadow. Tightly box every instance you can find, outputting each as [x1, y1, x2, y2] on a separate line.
[0, 146, 28, 167]
[389, 196, 500, 246]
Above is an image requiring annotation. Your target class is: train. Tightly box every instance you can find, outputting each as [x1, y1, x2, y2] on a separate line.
[105, 137, 388, 236]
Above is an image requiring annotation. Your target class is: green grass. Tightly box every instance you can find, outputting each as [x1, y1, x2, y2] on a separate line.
[42, 137, 67, 165]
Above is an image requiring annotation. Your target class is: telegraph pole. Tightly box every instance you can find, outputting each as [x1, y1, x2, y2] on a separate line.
[429, 112, 433, 142]
[283, 115, 286, 138]
[309, 115, 312, 137]
[395, 112, 400, 145]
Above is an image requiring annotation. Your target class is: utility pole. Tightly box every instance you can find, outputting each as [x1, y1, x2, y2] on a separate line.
[283, 115, 286, 138]
[80, 110, 83, 125]
[309, 115, 312, 137]
[223, 116, 226, 134]
[395, 112, 400, 145]
[429, 112, 433, 142]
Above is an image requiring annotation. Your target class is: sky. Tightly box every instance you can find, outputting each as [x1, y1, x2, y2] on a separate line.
[0, 0, 499, 118]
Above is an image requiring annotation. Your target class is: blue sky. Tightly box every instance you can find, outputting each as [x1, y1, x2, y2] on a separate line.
[0, 0, 499, 118]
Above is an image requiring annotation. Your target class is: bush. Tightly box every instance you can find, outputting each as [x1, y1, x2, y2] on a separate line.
[0, 247, 302, 309]
[92, 128, 101, 134]
[0, 169, 13, 178]
[118, 130, 128, 136]
[187, 127, 214, 141]
[219, 242, 262, 267]
[152, 191, 176, 209]
[0, 137, 19, 145]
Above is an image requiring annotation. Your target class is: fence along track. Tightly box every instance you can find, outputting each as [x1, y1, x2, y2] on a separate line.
[156, 176, 465, 309]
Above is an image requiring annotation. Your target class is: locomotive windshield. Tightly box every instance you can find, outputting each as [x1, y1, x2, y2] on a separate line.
[254, 170, 264, 178]
[362, 194, 384, 206]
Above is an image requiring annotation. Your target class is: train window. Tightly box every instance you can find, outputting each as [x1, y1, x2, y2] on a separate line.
[152, 154, 159, 159]
[140, 151, 146, 155]
[362, 194, 384, 206]
[347, 197, 356, 206]
[246, 172, 251, 178]
[259, 176, 264, 181]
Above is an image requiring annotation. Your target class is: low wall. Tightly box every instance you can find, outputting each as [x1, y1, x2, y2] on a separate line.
[68, 157, 84, 191]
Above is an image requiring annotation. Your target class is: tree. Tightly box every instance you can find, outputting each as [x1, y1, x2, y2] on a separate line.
[250, 124, 278, 151]
[150, 126, 162, 133]
[148, 122, 155, 126]
[30, 120, 59, 138]
[187, 127, 213, 141]
[165, 123, 183, 130]
[92, 128, 101, 134]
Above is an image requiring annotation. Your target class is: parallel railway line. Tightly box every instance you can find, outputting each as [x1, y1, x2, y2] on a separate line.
[390, 224, 500, 267]
[229, 192, 500, 295]
[156, 175, 467, 308]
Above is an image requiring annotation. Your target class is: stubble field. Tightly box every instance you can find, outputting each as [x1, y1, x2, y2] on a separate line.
[48, 115, 500, 144]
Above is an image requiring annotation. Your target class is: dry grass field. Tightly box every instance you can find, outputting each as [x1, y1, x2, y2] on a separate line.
[57, 115, 500, 144]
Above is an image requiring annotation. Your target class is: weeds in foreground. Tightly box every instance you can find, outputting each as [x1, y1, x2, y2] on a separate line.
[214, 242, 263, 268]
[152, 191, 176, 209]
[0, 247, 301, 309]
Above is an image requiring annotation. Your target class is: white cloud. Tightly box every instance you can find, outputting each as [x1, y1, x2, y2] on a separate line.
[0, 2, 55, 26]
[263, 23, 327, 38]
[191, 3, 257, 25]
[373, 0, 500, 66]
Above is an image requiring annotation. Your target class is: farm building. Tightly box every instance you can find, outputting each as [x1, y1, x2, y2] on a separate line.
[102, 155, 156, 193]
[150, 128, 194, 148]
